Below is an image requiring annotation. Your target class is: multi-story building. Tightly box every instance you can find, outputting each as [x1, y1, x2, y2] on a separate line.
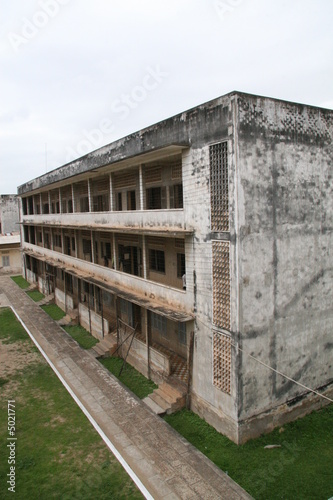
[0, 194, 20, 235]
[18, 91, 333, 443]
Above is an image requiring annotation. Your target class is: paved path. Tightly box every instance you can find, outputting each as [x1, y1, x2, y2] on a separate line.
[0, 276, 252, 500]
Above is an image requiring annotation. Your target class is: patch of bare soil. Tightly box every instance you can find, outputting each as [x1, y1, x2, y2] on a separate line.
[0, 339, 45, 379]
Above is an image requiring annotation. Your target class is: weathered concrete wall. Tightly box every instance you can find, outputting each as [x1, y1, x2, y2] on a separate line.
[78, 303, 108, 339]
[0, 195, 19, 234]
[236, 95, 333, 437]
[181, 98, 241, 440]
[0, 247, 21, 274]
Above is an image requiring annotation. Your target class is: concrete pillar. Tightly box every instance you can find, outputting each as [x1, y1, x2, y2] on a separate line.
[142, 235, 147, 279]
[109, 173, 114, 211]
[139, 164, 144, 210]
[71, 184, 76, 213]
[88, 179, 92, 212]
[59, 188, 62, 214]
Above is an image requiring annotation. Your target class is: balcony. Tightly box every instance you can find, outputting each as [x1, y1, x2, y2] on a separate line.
[22, 242, 194, 321]
[22, 209, 192, 236]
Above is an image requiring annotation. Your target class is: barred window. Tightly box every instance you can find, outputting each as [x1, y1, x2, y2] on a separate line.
[151, 312, 167, 336]
[213, 331, 231, 393]
[149, 249, 165, 273]
[210, 141, 229, 231]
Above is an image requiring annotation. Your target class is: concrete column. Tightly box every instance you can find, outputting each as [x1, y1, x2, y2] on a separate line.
[139, 164, 144, 210]
[91, 230, 95, 263]
[143, 309, 151, 379]
[59, 188, 62, 214]
[74, 230, 78, 259]
[112, 233, 117, 270]
[109, 173, 114, 211]
[88, 179, 92, 212]
[142, 235, 147, 279]
[48, 191, 51, 214]
[71, 184, 76, 213]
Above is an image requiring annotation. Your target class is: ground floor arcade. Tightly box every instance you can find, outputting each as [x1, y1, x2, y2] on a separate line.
[24, 254, 194, 386]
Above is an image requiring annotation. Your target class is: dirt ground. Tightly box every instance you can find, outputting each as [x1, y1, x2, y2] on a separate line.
[0, 339, 44, 380]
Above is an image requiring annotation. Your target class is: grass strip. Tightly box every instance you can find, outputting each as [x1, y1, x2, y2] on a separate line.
[10, 275, 30, 289]
[26, 290, 45, 302]
[63, 324, 99, 349]
[100, 357, 157, 399]
[41, 304, 66, 321]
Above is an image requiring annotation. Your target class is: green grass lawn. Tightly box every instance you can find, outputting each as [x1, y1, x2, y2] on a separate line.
[10, 275, 30, 289]
[26, 290, 45, 302]
[41, 304, 66, 321]
[165, 406, 333, 500]
[0, 308, 142, 499]
[100, 357, 157, 399]
[0, 308, 27, 343]
[63, 324, 99, 349]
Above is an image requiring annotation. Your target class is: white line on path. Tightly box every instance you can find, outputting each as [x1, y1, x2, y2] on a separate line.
[10, 306, 154, 500]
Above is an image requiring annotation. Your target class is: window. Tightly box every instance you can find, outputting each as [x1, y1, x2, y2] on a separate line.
[151, 313, 167, 336]
[80, 196, 89, 212]
[146, 187, 166, 209]
[117, 192, 122, 211]
[2, 255, 10, 267]
[170, 184, 183, 209]
[54, 234, 62, 248]
[93, 194, 109, 212]
[119, 299, 133, 327]
[178, 322, 186, 345]
[177, 253, 186, 278]
[149, 249, 165, 273]
[127, 190, 136, 210]
[82, 239, 92, 258]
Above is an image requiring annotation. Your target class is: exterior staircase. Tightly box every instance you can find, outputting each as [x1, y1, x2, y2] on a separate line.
[57, 314, 73, 326]
[38, 293, 55, 306]
[90, 333, 117, 358]
[143, 382, 187, 416]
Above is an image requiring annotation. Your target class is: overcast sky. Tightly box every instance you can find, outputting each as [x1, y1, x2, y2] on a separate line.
[0, 0, 332, 194]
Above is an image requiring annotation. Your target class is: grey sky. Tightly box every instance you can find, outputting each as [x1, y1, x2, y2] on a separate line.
[1, 0, 332, 194]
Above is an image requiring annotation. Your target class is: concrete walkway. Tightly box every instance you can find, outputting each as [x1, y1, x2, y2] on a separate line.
[0, 276, 252, 500]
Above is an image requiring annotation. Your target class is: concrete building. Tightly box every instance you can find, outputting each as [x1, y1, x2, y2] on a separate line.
[0, 194, 20, 235]
[18, 91, 333, 443]
[0, 195, 21, 274]
[0, 234, 21, 274]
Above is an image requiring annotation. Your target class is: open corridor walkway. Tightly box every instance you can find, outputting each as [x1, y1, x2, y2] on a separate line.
[0, 276, 251, 500]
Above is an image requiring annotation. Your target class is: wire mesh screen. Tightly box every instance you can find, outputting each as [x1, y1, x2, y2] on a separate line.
[212, 241, 230, 330]
[209, 141, 229, 232]
[213, 331, 231, 393]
